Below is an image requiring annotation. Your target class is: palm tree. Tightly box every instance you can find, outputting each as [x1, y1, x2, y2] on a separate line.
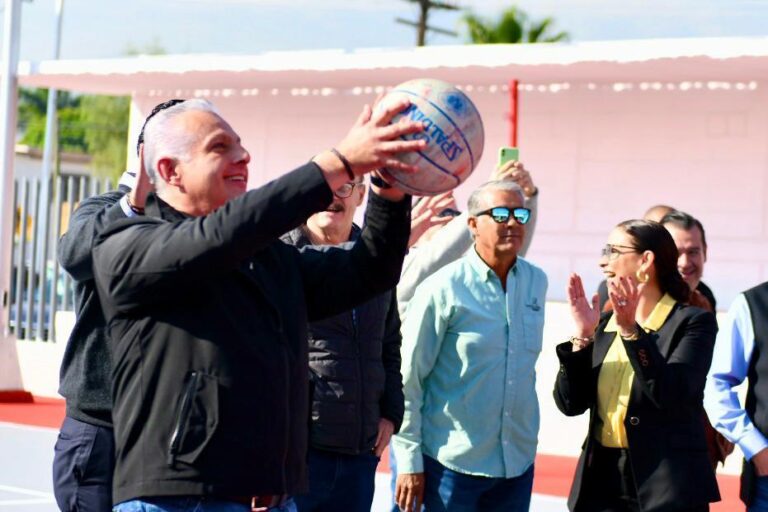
[462, 6, 569, 44]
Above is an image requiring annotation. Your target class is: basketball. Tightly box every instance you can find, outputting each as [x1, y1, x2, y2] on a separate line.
[378, 78, 485, 196]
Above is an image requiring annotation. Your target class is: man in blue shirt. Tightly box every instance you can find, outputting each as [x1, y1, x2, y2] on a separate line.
[705, 281, 768, 510]
[392, 180, 547, 512]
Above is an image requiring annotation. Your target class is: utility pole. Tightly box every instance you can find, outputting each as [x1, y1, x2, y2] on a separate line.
[0, 0, 25, 393]
[396, 0, 459, 46]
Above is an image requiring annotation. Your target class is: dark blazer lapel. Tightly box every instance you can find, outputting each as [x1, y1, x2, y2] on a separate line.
[592, 329, 614, 369]
[649, 310, 680, 359]
[649, 304, 682, 359]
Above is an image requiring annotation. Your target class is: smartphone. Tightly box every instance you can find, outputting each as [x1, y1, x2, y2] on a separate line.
[498, 147, 519, 167]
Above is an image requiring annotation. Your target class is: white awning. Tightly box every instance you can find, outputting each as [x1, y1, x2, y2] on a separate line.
[15, 36, 768, 96]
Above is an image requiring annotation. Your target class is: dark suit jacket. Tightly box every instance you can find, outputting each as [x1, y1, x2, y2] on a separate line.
[553, 303, 720, 512]
[57, 187, 128, 426]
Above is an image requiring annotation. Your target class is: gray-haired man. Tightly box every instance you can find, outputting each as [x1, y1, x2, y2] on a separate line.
[393, 180, 547, 512]
[92, 98, 424, 511]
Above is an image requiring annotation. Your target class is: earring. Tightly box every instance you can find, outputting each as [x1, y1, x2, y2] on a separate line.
[635, 269, 649, 283]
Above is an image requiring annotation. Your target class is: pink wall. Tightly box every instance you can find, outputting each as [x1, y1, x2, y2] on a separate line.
[133, 80, 768, 308]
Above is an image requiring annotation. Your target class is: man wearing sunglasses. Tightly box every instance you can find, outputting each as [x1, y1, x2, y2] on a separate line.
[393, 180, 547, 512]
[397, 160, 538, 318]
[281, 176, 404, 511]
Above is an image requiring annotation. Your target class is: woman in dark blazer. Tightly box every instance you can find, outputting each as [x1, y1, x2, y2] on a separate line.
[554, 220, 720, 512]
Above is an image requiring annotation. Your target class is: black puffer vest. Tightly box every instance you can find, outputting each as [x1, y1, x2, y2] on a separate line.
[282, 225, 404, 454]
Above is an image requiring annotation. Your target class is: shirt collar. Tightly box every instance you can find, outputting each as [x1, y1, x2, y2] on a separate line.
[605, 293, 676, 333]
[145, 193, 192, 223]
[467, 245, 517, 282]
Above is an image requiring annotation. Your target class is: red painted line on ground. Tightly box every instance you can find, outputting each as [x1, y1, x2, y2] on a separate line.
[378, 449, 743, 510]
[0, 395, 64, 428]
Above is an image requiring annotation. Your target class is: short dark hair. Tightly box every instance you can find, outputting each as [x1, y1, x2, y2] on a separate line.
[617, 219, 690, 303]
[136, 99, 186, 156]
[660, 210, 707, 250]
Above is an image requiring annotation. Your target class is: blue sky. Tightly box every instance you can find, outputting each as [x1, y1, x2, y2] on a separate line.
[5, 0, 768, 61]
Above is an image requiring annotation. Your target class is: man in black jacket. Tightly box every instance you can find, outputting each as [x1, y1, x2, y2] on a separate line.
[53, 99, 182, 512]
[93, 98, 423, 511]
[282, 175, 404, 511]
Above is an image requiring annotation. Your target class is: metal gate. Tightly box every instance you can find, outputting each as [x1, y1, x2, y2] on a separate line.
[7, 174, 113, 341]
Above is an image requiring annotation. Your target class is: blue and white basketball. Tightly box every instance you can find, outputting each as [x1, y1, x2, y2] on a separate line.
[379, 78, 484, 196]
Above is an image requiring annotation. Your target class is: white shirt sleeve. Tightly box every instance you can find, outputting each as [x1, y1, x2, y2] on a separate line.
[119, 195, 139, 218]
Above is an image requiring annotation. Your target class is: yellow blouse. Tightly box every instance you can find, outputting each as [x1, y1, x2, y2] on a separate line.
[594, 293, 676, 448]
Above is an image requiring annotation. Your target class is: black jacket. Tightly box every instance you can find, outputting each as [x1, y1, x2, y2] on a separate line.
[282, 225, 404, 455]
[92, 163, 410, 504]
[553, 304, 720, 512]
[57, 187, 128, 427]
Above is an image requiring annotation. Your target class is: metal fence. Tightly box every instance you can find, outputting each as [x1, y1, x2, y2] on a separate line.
[6, 174, 113, 342]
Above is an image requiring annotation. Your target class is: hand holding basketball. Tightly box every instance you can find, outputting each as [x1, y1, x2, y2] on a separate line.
[377, 79, 485, 196]
[335, 99, 427, 176]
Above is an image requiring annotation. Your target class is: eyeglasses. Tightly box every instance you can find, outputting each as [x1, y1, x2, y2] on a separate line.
[475, 206, 531, 225]
[334, 182, 364, 199]
[601, 244, 640, 260]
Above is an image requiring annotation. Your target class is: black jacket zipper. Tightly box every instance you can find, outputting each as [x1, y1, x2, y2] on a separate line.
[167, 371, 200, 467]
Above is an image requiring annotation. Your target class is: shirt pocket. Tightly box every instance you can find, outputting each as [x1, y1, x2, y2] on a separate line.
[522, 308, 545, 353]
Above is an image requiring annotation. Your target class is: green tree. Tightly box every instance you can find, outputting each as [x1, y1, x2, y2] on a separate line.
[462, 6, 569, 44]
[83, 40, 165, 181]
[16, 40, 165, 183]
[17, 87, 86, 153]
[80, 95, 130, 181]
[16, 88, 129, 181]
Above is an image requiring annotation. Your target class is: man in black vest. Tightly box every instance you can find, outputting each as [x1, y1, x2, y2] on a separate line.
[705, 281, 768, 509]
[282, 174, 404, 511]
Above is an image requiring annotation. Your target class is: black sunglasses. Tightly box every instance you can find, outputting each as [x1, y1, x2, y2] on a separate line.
[475, 206, 531, 225]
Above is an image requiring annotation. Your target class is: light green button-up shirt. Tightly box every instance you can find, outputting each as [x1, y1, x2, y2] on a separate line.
[392, 247, 547, 478]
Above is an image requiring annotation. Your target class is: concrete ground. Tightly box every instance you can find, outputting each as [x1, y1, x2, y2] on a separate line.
[0, 422, 567, 511]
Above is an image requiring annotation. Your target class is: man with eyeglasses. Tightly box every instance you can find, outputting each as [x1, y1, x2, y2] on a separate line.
[392, 180, 547, 512]
[280, 175, 404, 511]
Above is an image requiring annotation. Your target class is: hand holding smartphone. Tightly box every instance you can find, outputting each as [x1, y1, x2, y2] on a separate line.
[498, 147, 519, 167]
[495, 146, 536, 197]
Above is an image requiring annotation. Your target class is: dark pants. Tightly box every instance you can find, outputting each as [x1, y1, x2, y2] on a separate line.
[750, 476, 768, 512]
[422, 455, 534, 512]
[581, 443, 708, 512]
[52, 416, 115, 512]
[293, 447, 380, 512]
